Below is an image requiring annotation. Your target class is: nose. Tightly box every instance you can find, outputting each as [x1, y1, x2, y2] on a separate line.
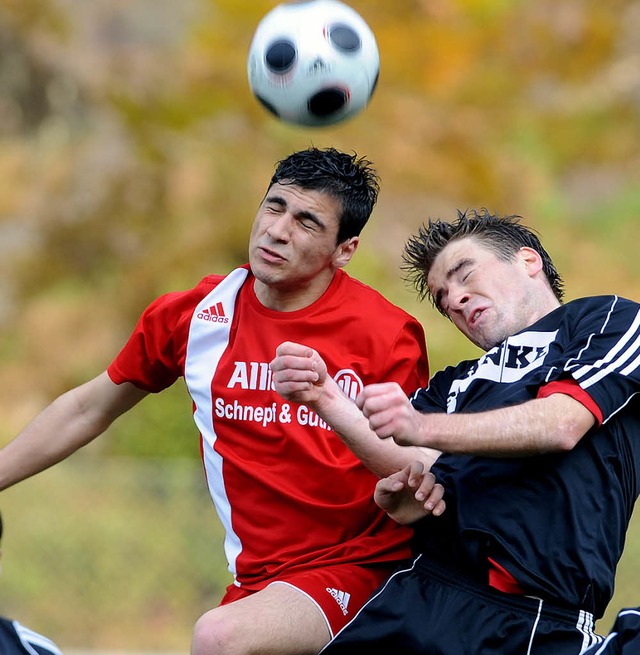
[447, 285, 470, 314]
[266, 213, 292, 242]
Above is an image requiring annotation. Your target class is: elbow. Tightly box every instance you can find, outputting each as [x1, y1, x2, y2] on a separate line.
[554, 434, 581, 452]
[553, 420, 587, 452]
[541, 393, 597, 452]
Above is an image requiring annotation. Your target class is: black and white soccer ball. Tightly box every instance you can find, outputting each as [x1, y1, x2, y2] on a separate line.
[247, 0, 380, 127]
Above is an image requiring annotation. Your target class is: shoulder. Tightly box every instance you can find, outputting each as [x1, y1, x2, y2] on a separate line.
[144, 267, 250, 317]
[158, 272, 230, 304]
[528, 296, 638, 334]
[0, 619, 62, 655]
[557, 295, 640, 330]
[563, 294, 638, 314]
[336, 271, 421, 323]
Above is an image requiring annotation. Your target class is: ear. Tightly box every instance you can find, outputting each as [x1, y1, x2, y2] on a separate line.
[518, 246, 543, 278]
[333, 236, 359, 269]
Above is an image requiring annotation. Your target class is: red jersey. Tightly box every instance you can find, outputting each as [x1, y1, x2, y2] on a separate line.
[108, 266, 429, 588]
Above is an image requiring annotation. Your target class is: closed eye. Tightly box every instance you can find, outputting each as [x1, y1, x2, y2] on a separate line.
[433, 289, 448, 315]
[264, 197, 286, 213]
[299, 217, 318, 230]
[434, 290, 442, 310]
[296, 211, 324, 231]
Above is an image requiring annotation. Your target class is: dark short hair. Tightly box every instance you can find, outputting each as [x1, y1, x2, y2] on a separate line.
[269, 147, 380, 244]
[402, 208, 564, 314]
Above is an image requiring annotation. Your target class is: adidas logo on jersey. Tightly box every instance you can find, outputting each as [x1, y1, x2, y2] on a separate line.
[197, 302, 229, 323]
[326, 587, 351, 616]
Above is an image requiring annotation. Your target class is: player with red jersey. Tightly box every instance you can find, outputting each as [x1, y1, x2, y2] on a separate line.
[109, 264, 428, 592]
[0, 148, 443, 655]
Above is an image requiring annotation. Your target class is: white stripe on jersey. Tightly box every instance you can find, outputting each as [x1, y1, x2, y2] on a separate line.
[621, 349, 640, 376]
[185, 267, 248, 579]
[570, 303, 640, 388]
[13, 620, 62, 655]
[567, 296, 619, 370]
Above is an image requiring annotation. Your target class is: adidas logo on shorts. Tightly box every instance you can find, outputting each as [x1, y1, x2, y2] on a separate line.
[326, 587, 351, 616]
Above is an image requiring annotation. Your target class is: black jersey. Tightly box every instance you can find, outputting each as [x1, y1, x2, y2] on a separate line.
[411, 295, 640, 619]
[0, 618, 62, 655]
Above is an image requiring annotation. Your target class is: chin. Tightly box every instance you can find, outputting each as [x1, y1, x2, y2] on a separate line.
[472, 330, 499, 351]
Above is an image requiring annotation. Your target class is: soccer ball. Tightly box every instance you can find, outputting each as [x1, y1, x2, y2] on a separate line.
[247, 0, 380, 127]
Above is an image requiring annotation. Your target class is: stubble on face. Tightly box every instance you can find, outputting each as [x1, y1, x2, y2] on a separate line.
[248, 184, 345, 310]
[428, 238, 556, 352]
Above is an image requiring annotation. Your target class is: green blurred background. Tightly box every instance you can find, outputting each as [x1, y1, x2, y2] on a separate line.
[0, 0, 638, 651]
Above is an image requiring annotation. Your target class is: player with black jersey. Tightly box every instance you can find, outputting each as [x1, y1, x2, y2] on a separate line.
[0, 619, 62, 655]
[271, 209, 640, 655]
[0, 512, 63, 655]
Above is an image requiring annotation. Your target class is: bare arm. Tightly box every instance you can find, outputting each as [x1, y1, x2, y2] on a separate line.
[270, 342, 441, 478]
[0, 371, 148, 491]
[359, 382, 597, 456]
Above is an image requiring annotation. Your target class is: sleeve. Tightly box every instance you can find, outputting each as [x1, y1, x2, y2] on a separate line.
[11, 620, 63, 655]
[107, 291, 193, 393]
[381, 317, 430, 395]
[562, 296, 640, 423]
[536, 378, 604, 425]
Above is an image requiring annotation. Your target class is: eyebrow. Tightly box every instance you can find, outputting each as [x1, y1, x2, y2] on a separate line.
[264, 193, 326, 230]
[446, 258, 475, 280]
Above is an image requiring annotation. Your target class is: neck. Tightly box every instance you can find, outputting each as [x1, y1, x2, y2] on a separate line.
[253, 273, 337, 312]
[533, 296, 563, 324]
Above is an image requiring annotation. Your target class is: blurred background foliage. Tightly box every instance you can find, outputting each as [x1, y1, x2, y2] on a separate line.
[0, 0, 638, 651]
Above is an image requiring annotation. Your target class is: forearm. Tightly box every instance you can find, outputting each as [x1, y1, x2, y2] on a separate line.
[0, 373, 146, 491]
[315, 378, 439, 477]
[414, 394, 596, 456]
[269, 342, 440, 475]
[0, 390, 106, 490]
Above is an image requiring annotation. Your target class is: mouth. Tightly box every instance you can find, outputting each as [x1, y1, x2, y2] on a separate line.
[258, 246, 286, 263]
[467, 308, 485, 329]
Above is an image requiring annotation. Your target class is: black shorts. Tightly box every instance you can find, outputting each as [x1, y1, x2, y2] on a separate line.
[581, 608, 640, 655]
[320, 554, 604, 655]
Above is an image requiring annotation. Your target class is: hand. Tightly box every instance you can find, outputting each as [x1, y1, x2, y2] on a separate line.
[270, 341, 328, 405]
[374, 461, 445, 524]
[357, 382, 424, 446]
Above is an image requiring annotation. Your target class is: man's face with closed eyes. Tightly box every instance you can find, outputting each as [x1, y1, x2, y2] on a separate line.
[248, 182, 357, 311]
[427, 237, 554, 351]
